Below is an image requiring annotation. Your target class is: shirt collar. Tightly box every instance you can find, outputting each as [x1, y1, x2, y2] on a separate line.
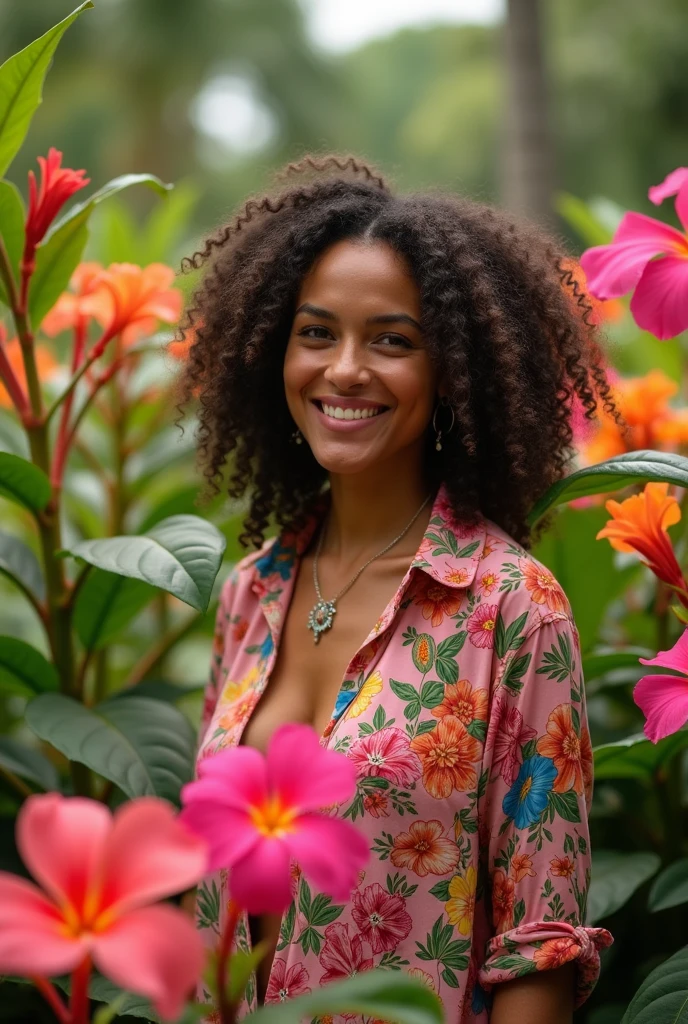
[252, 485, 485, 592]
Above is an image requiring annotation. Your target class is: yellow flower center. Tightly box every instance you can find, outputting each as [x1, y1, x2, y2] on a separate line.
[482, 618, 495, 631]
[563, 734, 580, 758]
[520, 776, 533, 801]
[249, 795, 297, 838]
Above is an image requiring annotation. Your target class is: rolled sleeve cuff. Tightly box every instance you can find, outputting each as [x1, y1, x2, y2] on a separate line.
[478, 920, 613, 1008]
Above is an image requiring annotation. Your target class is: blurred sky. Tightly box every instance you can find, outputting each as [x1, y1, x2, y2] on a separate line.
[302, 0, 503, 51]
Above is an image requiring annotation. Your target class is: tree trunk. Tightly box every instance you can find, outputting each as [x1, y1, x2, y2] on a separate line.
[501, 0, 556, 226]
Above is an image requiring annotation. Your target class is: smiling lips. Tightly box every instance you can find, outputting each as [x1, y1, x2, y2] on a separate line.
[311, 397, 389, 432]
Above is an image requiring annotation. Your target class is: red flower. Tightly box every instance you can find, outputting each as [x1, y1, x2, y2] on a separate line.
[550, 856, 575, 879]
[23, 149, 89, 268]
[414, 580, 463, 626]
[351, 882, 413, 954]
[265, 959, 311, 1003]
[492, 869, 515, 934]
[534, 937, 580, 971]
[363, 791, 390, 818]
[318, 922, 374, 983]
[467, 604, 499, 649]
[349, 728, 422, 788]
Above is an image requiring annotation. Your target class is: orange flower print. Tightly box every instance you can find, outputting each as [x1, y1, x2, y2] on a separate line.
[414, 581, 463, 627]
[479, 570, 499, 595]
[550, 856, 575, 879]
[536, 704, 583, 794]
[390, 819, 459, 877]
[444, 563, 470, 586]
[492, 869, 515, 934]
[231, 617, 249, 643]
[217, 693, 258, 732]
[511, 853, 535, 882]
[534, 937, 580, 972]
[363, 791, 390, 818]
[521, 560, 568, 613]
[406, 968, 437, 992]
[410, 718, 482, 798]
[431, 679, 488, 726]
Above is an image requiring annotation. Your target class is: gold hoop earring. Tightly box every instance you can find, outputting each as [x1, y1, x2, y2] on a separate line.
[432, 397, 455, 452]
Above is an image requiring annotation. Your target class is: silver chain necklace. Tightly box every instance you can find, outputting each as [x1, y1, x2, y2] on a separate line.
[307, 493, 432, 644]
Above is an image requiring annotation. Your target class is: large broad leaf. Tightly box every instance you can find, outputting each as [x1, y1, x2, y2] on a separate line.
[136, 484, 206, 534]
[594, 731, 688, 781]
[46, 173, 172, 240]
[251, 970, 443, 1024]
[0, 735, 58, 791]
[73, 568, 158, 650]
[583, 648, 654, 684]
[0, 528, 45, 602]
[0, 2, 94, 177]
[621, 945, 688, 1024]
[54, 973, 208, 1023]
[648, 859, 688, 913]
[587, 850, 661, 924]
[0, 411, 28, 456]
[556, 192, 613, 248]
[25, 693, 195, 803]
[66, 514, 226, 613]
[0, 452, 51, 512]
[0, 636, 58, 696]
[111, 680, 204, 703]
[528, 450, 688, 525]
[139, 178, 199, 265]
[0, 178, 24, 305]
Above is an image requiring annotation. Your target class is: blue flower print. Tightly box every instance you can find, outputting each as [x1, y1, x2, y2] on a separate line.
[502, 755, 557, 829]
[259, 632, 274, 661]
[255, 540, 294, 581]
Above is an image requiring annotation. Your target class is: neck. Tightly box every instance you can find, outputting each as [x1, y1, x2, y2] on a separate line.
[325, 453, 433, 558]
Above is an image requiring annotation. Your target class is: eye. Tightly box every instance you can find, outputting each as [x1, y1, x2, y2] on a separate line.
[297, 325, 332, 341]
[376, 334, 413, 350]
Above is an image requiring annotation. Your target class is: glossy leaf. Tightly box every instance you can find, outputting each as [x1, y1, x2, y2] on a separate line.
[582, 648, 654, 683]
[0, 528, 45, 602]
[555, 192, 614, 249]
[587, 850, 660, 924]
[139, 178, 199, 264]
[251, 969, 443, 1024]
[67, 514, 226, 612]
[594, 732, 688, 780]
[621, 945, 688, 1024]
[0, 735, 58, 791]
[111, 680, 204, 703]
[28, 210, 90, 327]
[0, 2, 94, 178]
[136, 484, 205, 534]
[25, 693, 195, 803]
[73, 569, 158, 650]
[0, 178, 24, 305]
[528, 450, 688, 525]
[0, 452, 51, 512]
[46, 173, 172, 240]
[0, 636, 58, 696]
[648, 859, 688, 913]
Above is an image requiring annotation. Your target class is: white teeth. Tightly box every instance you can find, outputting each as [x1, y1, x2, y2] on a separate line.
[320, 403, 382, 421]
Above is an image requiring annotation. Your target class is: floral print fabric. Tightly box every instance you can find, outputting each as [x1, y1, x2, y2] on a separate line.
[195, 487, 612, 1021]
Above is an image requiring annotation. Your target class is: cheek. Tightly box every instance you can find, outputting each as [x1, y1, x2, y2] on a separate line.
[386, 359, 437, 421]
[283, 338, 314, 397]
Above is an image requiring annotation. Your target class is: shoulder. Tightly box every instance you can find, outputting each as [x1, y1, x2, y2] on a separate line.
[217, 536, 278, 610]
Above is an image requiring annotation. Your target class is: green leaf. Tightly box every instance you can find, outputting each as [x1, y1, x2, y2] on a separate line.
[582, 647, 654, 684]
[139, 178, 200, 264]
[587, 850, 661, 924]
[428, 879, 451, 901]
[250, 969, 443, 1024]
[547, 789, 581, 823]
[0, 178, 24, 305]
[112, 680, 203, 704]
[621, 944, 688, 1024]
[435, 656, 459, 685]
[73, 569, 158, 650]
[25, 693, 195, 803]
[594, 732, 688, 780]
[420, 680, 444, 709]
[227, 943, 270, 1003]
[28, 209, 90, 327]
[66, 514, 226, 613]
[555, 192, 614, 248]
[0, 735, 58, 790]
[436, 633, 466, 659]
[0, 636, 58, 696]
[136, 484, 205, 534]
[0, 452, 51, 512]
[0, 2, 94, 178]
[528, 450, 688, 525]
[46, 173, 172, 240]
[466, 718, 487, 742]
[390, 678, 419, 703]
[648, 859, 688, 913]
[0, 528, 45, 601]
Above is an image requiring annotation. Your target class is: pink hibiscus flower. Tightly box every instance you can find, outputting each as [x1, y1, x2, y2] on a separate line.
[635, 629, 688, 742]
[467, 604, 499, 649]
[265, 959, 311, 1003]
[318, 922, 374, 983]
[351, 883, 413, 954]
[580, 167, 688, 339]
[489, 696, 537, 784]
[348, 728, 422, 787]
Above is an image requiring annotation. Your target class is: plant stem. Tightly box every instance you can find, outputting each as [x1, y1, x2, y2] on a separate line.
[0, 763, 33, 799]
[218, 900, 241, 1024]
[70, 954, 92, 1024]
[124, 609, 200, 688]
[31, 976, 70, 1024]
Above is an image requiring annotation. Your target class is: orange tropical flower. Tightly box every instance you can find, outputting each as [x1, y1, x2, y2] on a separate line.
[445, 866, 477, 936]
[521, 560, 568, 613]
[596, 482, 687, 596]
[42, 262, 105, 336]
[534, 937, 580, 971]
[0, 335, 60, 409]
[536, 704, 583, 794]
[82, 263, 182, 348]
[511, 852, 535, 882]
[479, 570, 499, 595]
[410, 718, 481, 798]
[443, 564, 470, 586]
[414, 581, 463, 626]
[431, 679, 488, 726]
[390, 819, 459, 877]
[492, 869, 515, 934]
[550, 856, 575, 879]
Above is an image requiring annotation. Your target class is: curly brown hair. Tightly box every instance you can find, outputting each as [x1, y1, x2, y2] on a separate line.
[174, 153, 619, 550]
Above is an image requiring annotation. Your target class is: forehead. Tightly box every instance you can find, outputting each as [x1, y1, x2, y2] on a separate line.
[297, 239, 420, 313]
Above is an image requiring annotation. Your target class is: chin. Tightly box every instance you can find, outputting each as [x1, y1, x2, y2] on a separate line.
[307, 442, 381, 476]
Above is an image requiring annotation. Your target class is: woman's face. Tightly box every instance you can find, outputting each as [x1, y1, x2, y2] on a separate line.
[283, 239, 438, 477]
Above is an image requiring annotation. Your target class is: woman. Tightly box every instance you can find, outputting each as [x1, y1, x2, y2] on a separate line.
[177, 155, 614, 1023]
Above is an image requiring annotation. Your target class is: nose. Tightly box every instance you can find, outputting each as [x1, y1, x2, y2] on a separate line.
[323, 337, 372, 390]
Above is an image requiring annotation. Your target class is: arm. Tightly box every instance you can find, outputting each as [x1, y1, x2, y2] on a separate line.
[491, 961, 575, 1024]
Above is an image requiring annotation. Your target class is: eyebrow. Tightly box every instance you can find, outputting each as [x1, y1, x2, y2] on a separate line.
[295, 302, 422, 332]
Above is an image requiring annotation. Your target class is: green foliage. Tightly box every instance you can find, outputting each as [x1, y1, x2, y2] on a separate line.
[587, 851, 661, 924]
[0, 636, 58, 696]
[0, 452, 51, 512]
[621, 945, 688, 1024]
[0, 179, 24, 304]
[648, 859, 688, 913]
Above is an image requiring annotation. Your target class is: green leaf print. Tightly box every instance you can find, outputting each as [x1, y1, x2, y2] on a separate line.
[548, 790, 582, 823]
[466, 719, 487, 742]
[428, 880, 452, 901]
[494, 611, 529, 659]
[486, 954, 537, 976]
[536, 632, 576, 682]
[390, 678, 419, 702]
[514, 897, 526, 926]
[196, 880, 220, 932]
[412, 633, 436, 673]
[420, 680, 444, 709]
[500, 652, 532, 696]
[276, 902, 296, 951]
[416, 914, 470, 976]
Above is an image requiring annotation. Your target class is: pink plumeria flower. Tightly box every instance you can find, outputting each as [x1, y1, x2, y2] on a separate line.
[580, 167, 688, 339]
[635, 629, 688, 742]
[0, 794, 208, 1021]
[181, 723, 369, 914]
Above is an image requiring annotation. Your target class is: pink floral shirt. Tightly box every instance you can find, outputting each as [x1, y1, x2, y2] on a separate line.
[195, 487, 612, 1021]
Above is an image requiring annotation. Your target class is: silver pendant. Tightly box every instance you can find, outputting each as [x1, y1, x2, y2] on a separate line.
[307, 599, 337, 644]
